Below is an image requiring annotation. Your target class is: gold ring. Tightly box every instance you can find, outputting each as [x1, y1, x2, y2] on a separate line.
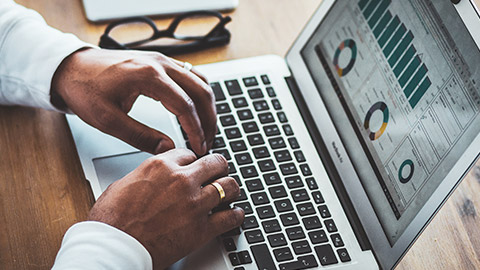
[183, 62, 193, 72]
[210, 182, 225, 203]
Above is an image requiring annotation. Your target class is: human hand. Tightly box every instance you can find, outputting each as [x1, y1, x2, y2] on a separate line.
[51, 48, 216, 155]
[87, 149, 244, 269]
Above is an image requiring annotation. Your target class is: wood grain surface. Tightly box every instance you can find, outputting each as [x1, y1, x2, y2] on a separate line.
[0, 0, 479, 269]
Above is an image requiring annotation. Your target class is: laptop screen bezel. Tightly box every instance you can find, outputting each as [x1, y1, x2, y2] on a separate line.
[285, 0, 480, 268]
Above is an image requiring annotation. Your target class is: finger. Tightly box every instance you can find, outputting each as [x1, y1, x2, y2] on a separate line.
[200, 177, 240, 210]
[208, 207, 245, 238]
[169, 57, 209, 84]
[165, 61, 217, 152]
[96, 104, 175, 154]
[185, 154, 229, 186]
[155, 148, 197, 166]
[141, 74, 206, 155]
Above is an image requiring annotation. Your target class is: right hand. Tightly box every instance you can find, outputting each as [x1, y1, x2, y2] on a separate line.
[87, 149, 244, 269]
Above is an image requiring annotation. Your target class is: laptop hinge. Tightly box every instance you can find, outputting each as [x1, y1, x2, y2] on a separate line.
[284, 75, 372, 252]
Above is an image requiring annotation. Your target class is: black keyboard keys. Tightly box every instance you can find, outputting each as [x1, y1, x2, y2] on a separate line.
[277, 111, 288, 123]
[309, 230, 328, 244]
[247, 134, 264, 146]
[262, 219, 281, 233]
[272, 99, 282, 110]
[293, 150, 306, 162]
[280, 163, 298, 175]
[220, 115, 236, 127]
[251, 192, 269, 205]
[245, 230, 264, 244]
[325, 219, 338, 232]
[263, 172, 281, 185]
[286, 176, 303, 189]
[257, 206, 275, 219]
[250, 244, 276, 270]
[267, 233, 287, 247]
[273, 247, 293, 262]
[269, 137, 286, 149]
[286, 226, 305, 240]
[225, 127, 241, 139]
[223, 238, 236, 252]
[274, 199, 293, 213]
[331, 233, 344, 247]
[292, 240, 311, 255]
[337, 248, 351, 262]
[240, 166, 258, 178]
[297, 202, 315, 216]
[303, 216, 322, 230]
[300, 164, 312, 176]
[312, 191, 325, 204]
[230, 140, 247, 152]
[212, 137, 226, 149]
[261, 75, 271, 85]
[266, 86, 276, 97]
[269, 186, 287, 199]
[211, 82, 226, 101]
[217, 103, 231, 114]
[225, 80, 242, 96]
[234, 202, 253, 214]
[282, 124, 294, 136]
[258, 112, 274, 124]
[233, 97, 248, 108]
[235, 152, 253, 165]
[242, 121, 259, 133]
[279, 255, 318, 270]
[248, 88, 264, 99]
[245, 179, 264, 192]
[243, 76, 258, 87]
[288, 137, 300, 149]
[253, 146, 270, 159]
[306, 177, 319, 190]
[239, 250, 252, 264]
[291, 189, 309, 202]
[264, 124, 281, 136]
[315, 244, 338, 266]
[280, 212, 299, 226]
[318, 205, 331, 218]
[274, 150, 292, 162]
[258, 159, 276, 172]
[213, 149, 231, 161]
[253, 100, 269, 111]
[237, 109, 253, 120]
[242, 216, 259, 230]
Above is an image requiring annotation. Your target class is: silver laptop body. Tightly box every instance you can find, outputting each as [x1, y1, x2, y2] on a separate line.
[67, 0, 480, 269]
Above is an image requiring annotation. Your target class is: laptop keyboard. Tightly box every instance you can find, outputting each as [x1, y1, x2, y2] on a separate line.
[181, 74, 351, 270]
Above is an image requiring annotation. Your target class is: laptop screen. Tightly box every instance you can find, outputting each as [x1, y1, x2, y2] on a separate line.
[301, 0, 480, 245]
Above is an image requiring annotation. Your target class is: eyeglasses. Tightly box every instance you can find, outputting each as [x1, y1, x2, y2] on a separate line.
[99, 11, 232, 55]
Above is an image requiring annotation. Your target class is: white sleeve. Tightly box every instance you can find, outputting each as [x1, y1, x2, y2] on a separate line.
[52, 221, 153, 270]
[0, 0, 91, 111]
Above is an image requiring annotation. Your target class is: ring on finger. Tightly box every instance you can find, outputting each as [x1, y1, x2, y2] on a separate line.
[183, 61, 193, 72]
[209, 182, 225, 203]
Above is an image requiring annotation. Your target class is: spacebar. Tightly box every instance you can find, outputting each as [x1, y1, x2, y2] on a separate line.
[250, 244, 276, 270]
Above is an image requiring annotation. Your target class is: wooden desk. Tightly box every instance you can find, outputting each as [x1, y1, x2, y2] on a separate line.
[0, 0, 479, 269]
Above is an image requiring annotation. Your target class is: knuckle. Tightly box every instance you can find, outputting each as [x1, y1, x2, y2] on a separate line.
[200, 85, 215, 102]
[225, 177, 240, 196]
[178, 97, 196, 116]
[145, 156, 167, 169]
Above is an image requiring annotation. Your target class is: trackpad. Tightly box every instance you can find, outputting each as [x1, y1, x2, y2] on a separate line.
[93, 151, 152, 192]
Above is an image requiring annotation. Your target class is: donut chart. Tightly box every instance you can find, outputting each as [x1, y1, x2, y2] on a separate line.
[363, 101, 389, 140]
[398, 159, 415, 184]
[333, 39, 357, 77]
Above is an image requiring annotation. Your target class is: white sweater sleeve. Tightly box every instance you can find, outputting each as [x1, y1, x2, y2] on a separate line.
[52, 221, 153, 270]
[0, 0, 89, 111]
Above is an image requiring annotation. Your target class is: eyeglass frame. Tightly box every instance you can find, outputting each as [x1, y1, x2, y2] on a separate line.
[99, 10, 232, 55]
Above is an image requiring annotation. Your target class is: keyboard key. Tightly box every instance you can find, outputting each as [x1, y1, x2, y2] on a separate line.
[250, 244, 276, 270]
[211, 82, 226, 101]
[262, 219, 281, 233]
[228, 162, 237, 174]
[258, 159, 276, 172]
[288, 137, 300, 149]
[306, 177, 318, 190]
[220, 115, 236, 127]
[251, 192, 269, 205]
[232, 175, 242, 186]
[268, 233, 287, 247]
[269, 186, 287, 199]
[216, 103, 231, 114]
[230, 140, 247, 152]
[337, 248, 351, 262]
[318, 205, 331, 218]
[242, 216, 259, 230]
[286, 226, 305, 240]
[245, 179, 264, 192]
[233, 97, 248, 108]
[223, 227, 241, 237]
[291, 189, 309, 202]
[268, 137, 286, 149]
[280, 255, 318, 270]
[257, 205, 276, 219]
[303, 216, 322, 230]
[223, 238, 236, 252]
[248, 88, 264, 99]
[225, 127, 241, 139]
[312, 191, 325, 204]
[235, 152, 253, 165]
[292, 240, 311, 255]
[280, 163, 298, 175]
[263, 172, 281, 185]
[274, 150, 292, 162]
[285, 176, 303, 189]
[253, 100, 269, 111]
[273, 247, 293, 262]
[297, 202, 316, 216]
[261, 75, 271, 85]
[236, 189, 248, 201]
[229, 252, 241, 266]
[263, 125, 281, 136]
[280, 212, 299, 226]
[300, 164, 312, 176]
[213, 149, 231, 160]
[212, 137, 226, 148]
[234, 201, 253, 214]
[253, 146, 270, 159]
[274, 199, 293, 212]
[239, 250, 253, 264]
[237, 109, 253, 120]
[266, 86, 276, 97]
[245, 230, 264, 244]
[243, 76, 258, 87]
[277, 111, 287, 122]
[282, 124, 294, 136]
[225, 80, 242, 96]
[315, 245, 338, 266]
[242, 121, 259, 133]
[272, 99, 282, 110]
[309, 229, 328, 244]
[247, 134, 264, 146]
[331, 233, 344, 247]
[240, 166, 258, 178]
[258, 112, 274, 124]
[325, 219, 338, 232]
[293, 150, 306, 162]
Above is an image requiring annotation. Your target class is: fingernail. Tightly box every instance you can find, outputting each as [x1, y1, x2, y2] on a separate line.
[155, 140, 174, 154]
[201, 141, 207, 154]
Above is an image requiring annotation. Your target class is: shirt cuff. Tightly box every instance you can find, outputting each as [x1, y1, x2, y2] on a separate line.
[52, 221, 152, 270]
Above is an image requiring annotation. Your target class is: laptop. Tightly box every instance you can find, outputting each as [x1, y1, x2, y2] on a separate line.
[82, 0, 238, 22]
[67, 0, 480, 269]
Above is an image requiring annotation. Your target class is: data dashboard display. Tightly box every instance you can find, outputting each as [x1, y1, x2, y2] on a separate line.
[301, 0, 480, 244]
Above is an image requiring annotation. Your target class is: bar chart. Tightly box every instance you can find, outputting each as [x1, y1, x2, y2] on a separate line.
[358, 0, 432, 109]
